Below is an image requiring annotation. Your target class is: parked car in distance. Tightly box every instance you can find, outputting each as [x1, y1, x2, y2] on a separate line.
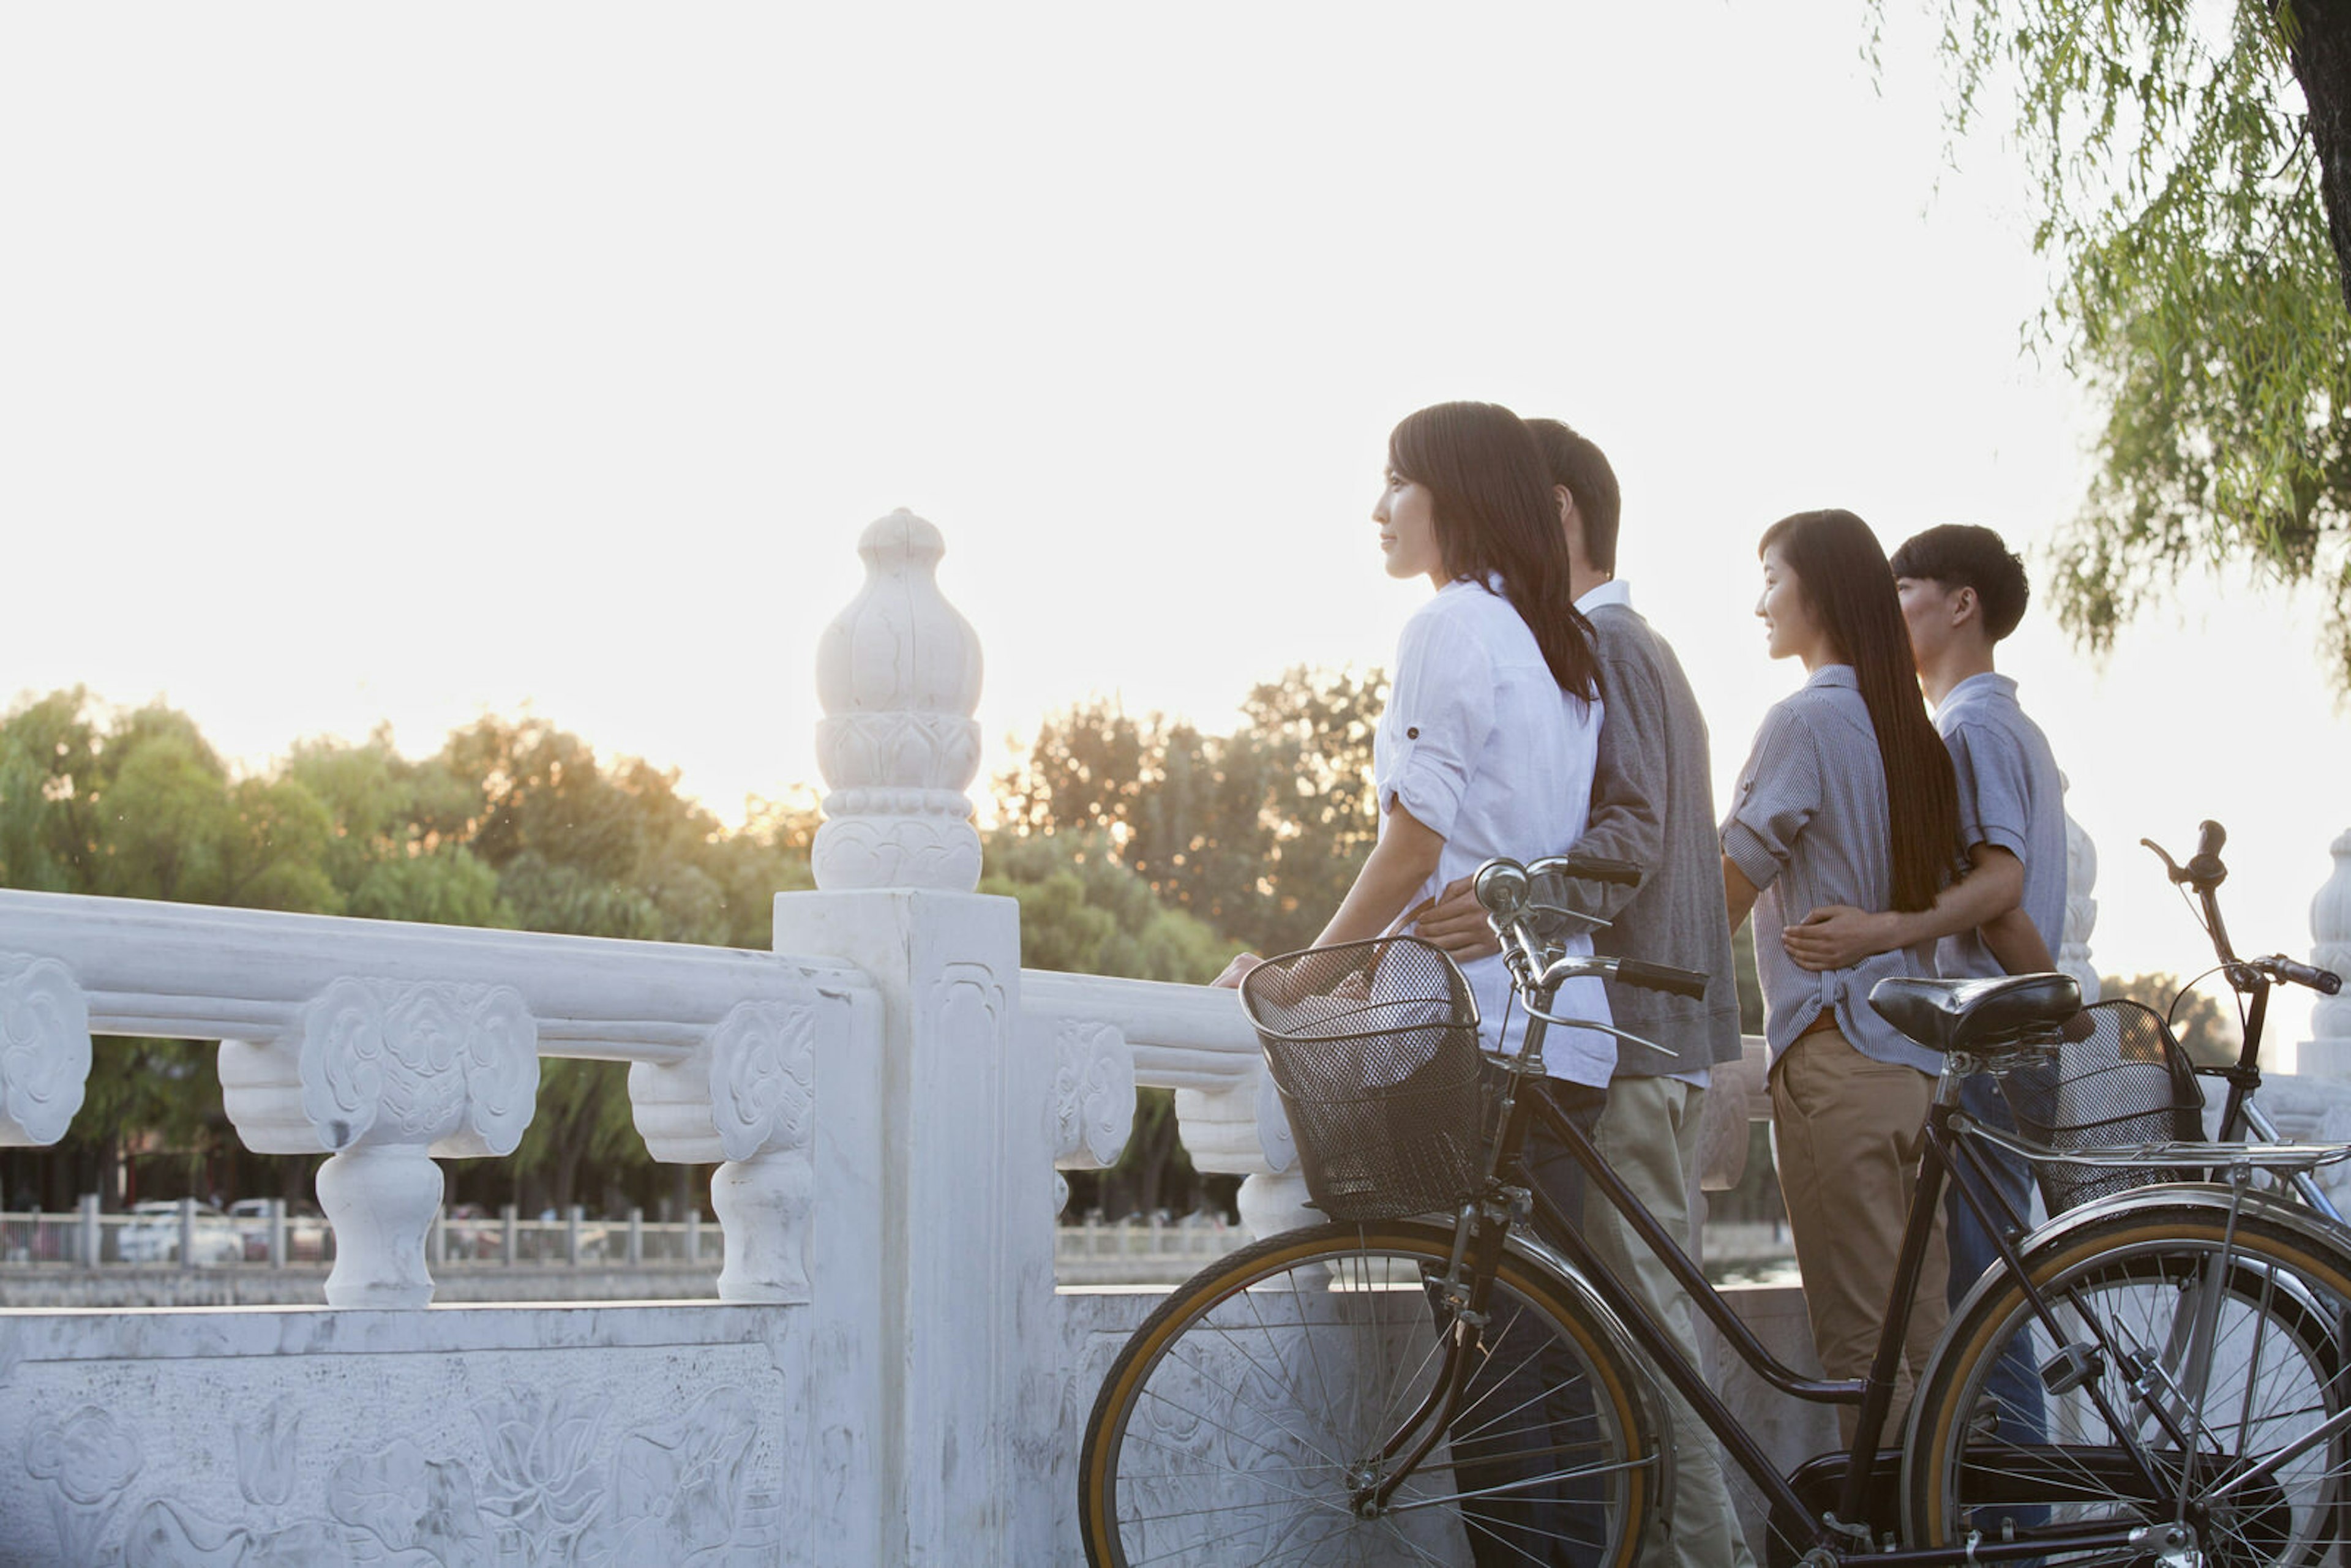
[444, 1203, 499, 1259]
[227, 1199, 329, 1262]
[118, 1200, 242, 1266]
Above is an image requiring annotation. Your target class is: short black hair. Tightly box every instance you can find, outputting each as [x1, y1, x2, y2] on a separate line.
[1889, 523, 2030, 641]
[1524, 418, 1621, 573]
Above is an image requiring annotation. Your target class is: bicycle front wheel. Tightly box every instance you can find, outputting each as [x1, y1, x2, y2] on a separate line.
[1077, 1218, 1660, 1567]
[1905, 1202, 2351, 1564]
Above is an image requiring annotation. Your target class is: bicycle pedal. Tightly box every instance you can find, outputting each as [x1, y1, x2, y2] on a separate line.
[2040, 1342, 2104, 1397]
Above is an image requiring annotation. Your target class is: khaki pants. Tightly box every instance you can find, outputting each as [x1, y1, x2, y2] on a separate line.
[1583, 1076, 1757, 1568]
[1769, 1026, 1948, 1445]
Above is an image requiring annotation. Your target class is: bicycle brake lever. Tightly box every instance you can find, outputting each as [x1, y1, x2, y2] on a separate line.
[2140, 838, 2189, 883]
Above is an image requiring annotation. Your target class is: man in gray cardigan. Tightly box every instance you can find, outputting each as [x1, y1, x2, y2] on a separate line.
[1422, 419, 1750, 1567]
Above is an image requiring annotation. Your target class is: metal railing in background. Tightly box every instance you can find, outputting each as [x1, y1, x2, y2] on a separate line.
[0, 1201, 726, 1272]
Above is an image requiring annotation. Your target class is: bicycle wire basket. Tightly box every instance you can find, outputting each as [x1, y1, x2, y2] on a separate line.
[1994, 997, 2207, 1214]
[1239, 936, 1485, 1223]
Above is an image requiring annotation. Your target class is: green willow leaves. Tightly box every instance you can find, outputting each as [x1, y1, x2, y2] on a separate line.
[1889, 1, 2351, 685]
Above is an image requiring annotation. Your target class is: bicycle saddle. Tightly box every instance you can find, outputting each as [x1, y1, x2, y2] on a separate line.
[1867, 972, 2081, 1054]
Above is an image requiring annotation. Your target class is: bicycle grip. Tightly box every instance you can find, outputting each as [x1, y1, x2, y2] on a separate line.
[2265, 955, 2342, 995]
[1614, 959, 1711, 999]
[2182, 818, 2230, 884]
[1558, 855, 1643, 887]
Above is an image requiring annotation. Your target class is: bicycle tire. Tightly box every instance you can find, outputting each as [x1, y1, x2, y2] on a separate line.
[1905, 1201, 2351, 1564]
[1077, 1218, 1661, 1567]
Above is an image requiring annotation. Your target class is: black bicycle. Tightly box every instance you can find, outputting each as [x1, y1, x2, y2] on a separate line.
[1078, 854, 2351, 1565]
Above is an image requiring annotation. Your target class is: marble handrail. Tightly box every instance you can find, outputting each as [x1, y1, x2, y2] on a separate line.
[0, 888, 882, 1308]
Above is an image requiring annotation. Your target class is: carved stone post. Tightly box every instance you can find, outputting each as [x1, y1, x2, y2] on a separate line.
[219, 978, 538, 1307]
[2058, 775, 2101, 1003]
[810, 508, 984, 894]
[773, 509, 1056, 1566]
[2301, 828, 2351, 1081]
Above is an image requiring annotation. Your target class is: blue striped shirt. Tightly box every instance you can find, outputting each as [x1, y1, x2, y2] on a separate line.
[1722, 665, 1942, 1075]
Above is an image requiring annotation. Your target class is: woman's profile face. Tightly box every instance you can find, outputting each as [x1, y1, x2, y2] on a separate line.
[1757, 543, 1830, 664]
[1373, 468, 1444, 584]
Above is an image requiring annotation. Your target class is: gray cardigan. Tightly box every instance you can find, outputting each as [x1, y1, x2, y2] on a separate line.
[1576, 593, 1744, 1077]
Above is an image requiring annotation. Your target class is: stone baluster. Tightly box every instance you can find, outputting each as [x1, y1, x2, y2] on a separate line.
[1180, 1073, 1312, 1239]
[770, 509, 1056, 1564]
[627, 991, 872, 1301]
[219, 978, 539, 1307]
[2301, 828, 2351, 1081]
[1046, 1018, 1136, 1215]
[0, 955, 91, 1149]
[2058, 773, 2101, 1003]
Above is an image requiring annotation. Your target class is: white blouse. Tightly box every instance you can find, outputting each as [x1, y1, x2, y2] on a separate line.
[1377, 576, 1613, 1087]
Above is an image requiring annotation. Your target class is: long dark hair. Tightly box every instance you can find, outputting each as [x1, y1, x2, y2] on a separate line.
[1387, 402, 1599, 701]
[1758, 509, 1959, 913]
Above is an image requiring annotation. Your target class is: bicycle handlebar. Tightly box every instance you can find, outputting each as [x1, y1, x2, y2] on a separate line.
[2188, 819, 2229, 888]
[1613, 958, 1712, 1000]
[1473, 855, 1707, 1003]
[2141, 820, 2229, 895]
[1535, 853, 1643, 888]
[2141, 821, 2343, 999]
[2255, 954, 2344, 995]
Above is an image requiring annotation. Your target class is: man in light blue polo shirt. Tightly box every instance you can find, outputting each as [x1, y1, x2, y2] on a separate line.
[1782, 523, 2064, 1454]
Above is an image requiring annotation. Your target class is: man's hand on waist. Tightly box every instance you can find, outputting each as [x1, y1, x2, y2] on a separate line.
[1782, 905, 1899, 972]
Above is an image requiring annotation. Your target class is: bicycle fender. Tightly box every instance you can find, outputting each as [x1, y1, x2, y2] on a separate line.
[1913, 1182, 2351, 1457]
[2017, 1181, 2351, 1266]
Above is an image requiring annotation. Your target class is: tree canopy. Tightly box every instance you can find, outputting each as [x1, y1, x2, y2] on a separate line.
[1896, 0, 2351, 686]
[998, 666, 1386, 958]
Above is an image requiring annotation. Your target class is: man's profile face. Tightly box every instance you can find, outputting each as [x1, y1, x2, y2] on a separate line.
[1895, 574, 1966, 666]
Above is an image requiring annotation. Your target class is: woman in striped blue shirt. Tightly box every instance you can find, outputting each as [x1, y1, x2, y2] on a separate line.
[1720, 508, 1960, 1440]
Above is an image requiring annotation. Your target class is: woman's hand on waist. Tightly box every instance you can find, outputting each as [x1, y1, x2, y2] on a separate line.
[1414, 877, 1501, 962]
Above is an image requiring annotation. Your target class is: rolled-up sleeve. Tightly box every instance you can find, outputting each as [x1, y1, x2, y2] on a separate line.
[1381, 607, 1494, 839]
[1720, 706, 1820, 893]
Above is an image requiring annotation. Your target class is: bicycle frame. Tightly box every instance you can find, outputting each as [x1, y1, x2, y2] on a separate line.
[2145, 819, 2347, 1225]
[2201, 980, 2345, 1221]
[1430, 1011, 2205, 1564]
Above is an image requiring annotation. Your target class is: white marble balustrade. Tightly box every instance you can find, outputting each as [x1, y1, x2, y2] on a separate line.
[0, 892, 880, 1309]
[4, 506, 2351, 1566]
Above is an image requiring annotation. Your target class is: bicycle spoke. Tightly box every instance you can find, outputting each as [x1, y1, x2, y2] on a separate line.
[1919, 1212, 2351, 1564]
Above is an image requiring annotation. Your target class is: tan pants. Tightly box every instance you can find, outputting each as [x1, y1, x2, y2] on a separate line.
[1583, 1075, 1757, 1568]
[1768, 1026, 1949, 1446]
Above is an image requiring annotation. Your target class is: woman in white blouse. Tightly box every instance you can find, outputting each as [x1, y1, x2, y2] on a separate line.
[1215, 400, 1614, 1564]
[1217, 400, 1612, 1086]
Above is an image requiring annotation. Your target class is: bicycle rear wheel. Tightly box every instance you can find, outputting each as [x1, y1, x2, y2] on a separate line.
[1905, 1202, 2351, 1564]
[1077, 1218, 1660, 1567]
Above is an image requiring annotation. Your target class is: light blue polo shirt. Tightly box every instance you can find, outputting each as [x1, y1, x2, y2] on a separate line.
[1933, 672, 2068, 980]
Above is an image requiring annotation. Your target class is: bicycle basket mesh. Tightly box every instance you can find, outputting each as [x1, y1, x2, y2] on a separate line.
[1239, 936, 1484, 1223]
[1996, 997, 2206, 1214]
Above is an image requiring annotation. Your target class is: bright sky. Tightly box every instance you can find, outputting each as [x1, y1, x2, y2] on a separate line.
[5, 5, 2347, 1063]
